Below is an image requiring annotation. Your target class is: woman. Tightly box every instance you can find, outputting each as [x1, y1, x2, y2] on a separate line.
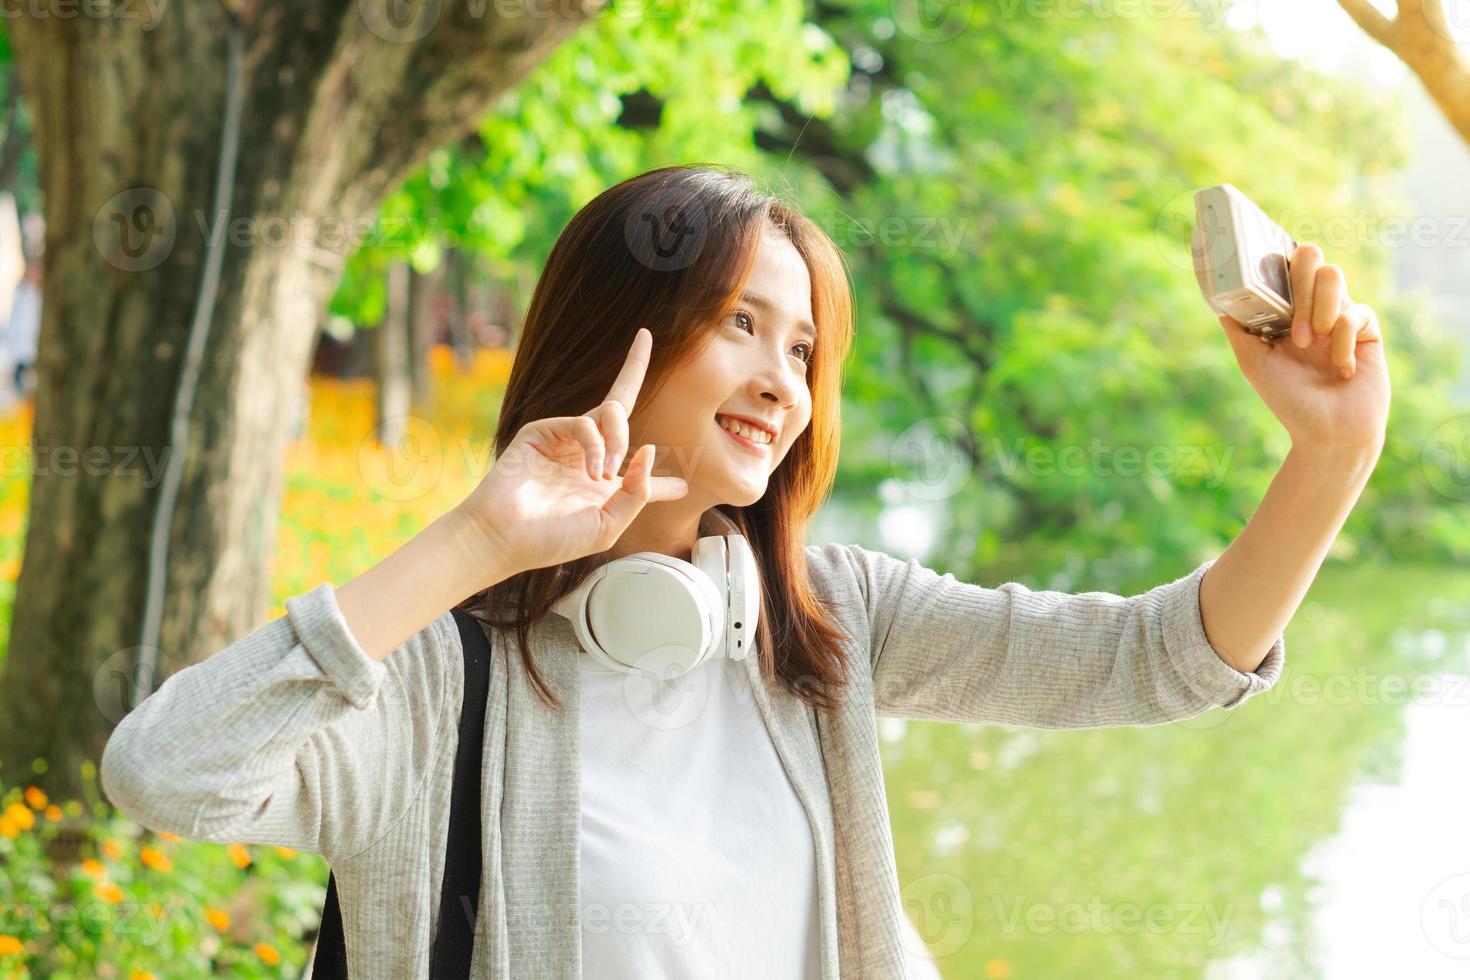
[99, 165, 1389, 978]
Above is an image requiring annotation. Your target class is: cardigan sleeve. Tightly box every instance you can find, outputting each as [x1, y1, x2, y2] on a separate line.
[805, 542, 1284, 728]
[98, 583, 458, 864]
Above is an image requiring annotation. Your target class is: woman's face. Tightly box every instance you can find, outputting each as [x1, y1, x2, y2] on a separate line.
[633, 225, 817, 509]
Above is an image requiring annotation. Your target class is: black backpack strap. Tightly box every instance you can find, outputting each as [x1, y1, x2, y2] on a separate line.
[312, 871, 349, 978]
[311, 607, 494, 980]
[431, 606, 494, 979]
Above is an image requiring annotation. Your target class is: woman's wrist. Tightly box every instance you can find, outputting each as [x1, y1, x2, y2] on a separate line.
[1286, 438, 1383, 483]
[440, 504, 523, 595]
[334, 508, 518, 663]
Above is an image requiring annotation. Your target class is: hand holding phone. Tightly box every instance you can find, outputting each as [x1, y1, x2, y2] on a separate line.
[1190, 184, 1297, 341]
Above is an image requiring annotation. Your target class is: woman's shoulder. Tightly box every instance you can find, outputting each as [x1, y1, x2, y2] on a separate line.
[803, 540, 913, 602]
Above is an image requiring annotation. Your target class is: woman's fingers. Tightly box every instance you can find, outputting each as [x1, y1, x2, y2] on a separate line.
[594, 399, 628, 480]
[600, 445, 688, 529]
[1289, 243, 1323, 347]
[604, 328, 651, 417]
[550, 414, 605, 481]
[1312, 263, 1347, 338]
[1330, 302, 1383, 379]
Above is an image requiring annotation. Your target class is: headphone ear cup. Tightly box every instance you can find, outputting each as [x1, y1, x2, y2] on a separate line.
[723, 533, 760, 660]
[580, 556, 722, 674]
[688, 536, 729, 655]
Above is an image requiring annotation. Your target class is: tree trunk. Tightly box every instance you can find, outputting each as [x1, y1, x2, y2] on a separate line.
[445, 245, 474, 369]
[0, 1, 600, 800]
[375, 261, 412, 445]
[407, 262, 441, 408]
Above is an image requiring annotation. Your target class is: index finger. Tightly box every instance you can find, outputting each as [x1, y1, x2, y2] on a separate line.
[604, 327, 651, 413]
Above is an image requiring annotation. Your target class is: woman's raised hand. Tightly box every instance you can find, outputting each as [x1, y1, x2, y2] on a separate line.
[453, 328, 690, 580]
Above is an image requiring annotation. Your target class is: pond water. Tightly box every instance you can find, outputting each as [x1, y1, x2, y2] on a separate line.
[872, 559, 1470, 979]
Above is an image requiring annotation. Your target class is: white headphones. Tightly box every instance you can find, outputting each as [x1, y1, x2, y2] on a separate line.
[550, 506, 761, 677]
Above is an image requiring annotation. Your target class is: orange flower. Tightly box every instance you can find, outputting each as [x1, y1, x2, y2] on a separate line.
[204, 906, 231, 932]
[0, 814, 18, 839]
[23, 786, 46, 810]
[254, 942, 281, 965]
[226, 843, 252, 868]
[2, 803, 33, 831]
[156, 830, 181, 843]
[44, 804, 62, 822]
[984, 961, 1012, 979]
[101, 838, 123, 860]
[95, 882, 124, 903]
[274, 846, 297, 859]
[0, 934, 24, 955]
[139, 846, 172, 872]
[80, 859, 106, 878]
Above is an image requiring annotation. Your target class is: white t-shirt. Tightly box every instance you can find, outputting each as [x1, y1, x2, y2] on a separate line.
[578, 653, 822, 979]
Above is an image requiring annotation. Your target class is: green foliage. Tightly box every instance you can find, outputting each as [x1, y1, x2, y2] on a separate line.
[0, 761, 325, 978]
[322, 0, 1469, 588]
[776, 0, 1463, 583]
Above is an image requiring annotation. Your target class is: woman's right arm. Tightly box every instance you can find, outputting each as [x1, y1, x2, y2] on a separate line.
[100, 326, 684, 861]
[98, 506, 515, 863]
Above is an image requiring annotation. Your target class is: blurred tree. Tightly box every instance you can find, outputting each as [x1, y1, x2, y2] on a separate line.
[0, 0, 847, 796]
[1337, 0, 1470, 146]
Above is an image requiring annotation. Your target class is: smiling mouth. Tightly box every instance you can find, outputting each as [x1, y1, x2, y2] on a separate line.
[715, 415, 773, 452]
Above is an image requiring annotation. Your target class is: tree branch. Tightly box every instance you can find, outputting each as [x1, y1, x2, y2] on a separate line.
[1335, 0, 1398, 49]
[1336, 0, 1470, 147]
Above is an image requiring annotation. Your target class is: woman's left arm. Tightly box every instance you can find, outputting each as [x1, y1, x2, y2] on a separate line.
[1202, 242, 1390, 672]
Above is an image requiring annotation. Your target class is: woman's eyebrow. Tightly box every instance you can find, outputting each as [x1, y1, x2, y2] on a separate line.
[738, 291, 818, 341]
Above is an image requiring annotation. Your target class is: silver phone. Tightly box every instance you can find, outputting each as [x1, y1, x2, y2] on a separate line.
[1190, 184, 1297, 341]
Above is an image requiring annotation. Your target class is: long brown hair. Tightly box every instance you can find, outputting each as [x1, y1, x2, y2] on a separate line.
[458, 164, 858, 713]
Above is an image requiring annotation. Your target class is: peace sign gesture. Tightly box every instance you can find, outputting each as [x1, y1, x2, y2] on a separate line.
[454, 328, 690, 583]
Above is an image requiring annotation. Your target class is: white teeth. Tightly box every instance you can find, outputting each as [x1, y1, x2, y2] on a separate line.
[717, 415, 772, 444]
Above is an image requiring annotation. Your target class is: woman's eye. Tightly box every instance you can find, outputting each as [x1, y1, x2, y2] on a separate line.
[729, 310, 814, 365]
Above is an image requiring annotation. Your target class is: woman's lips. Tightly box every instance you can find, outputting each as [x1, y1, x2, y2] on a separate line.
[715, 417, 772, 454]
